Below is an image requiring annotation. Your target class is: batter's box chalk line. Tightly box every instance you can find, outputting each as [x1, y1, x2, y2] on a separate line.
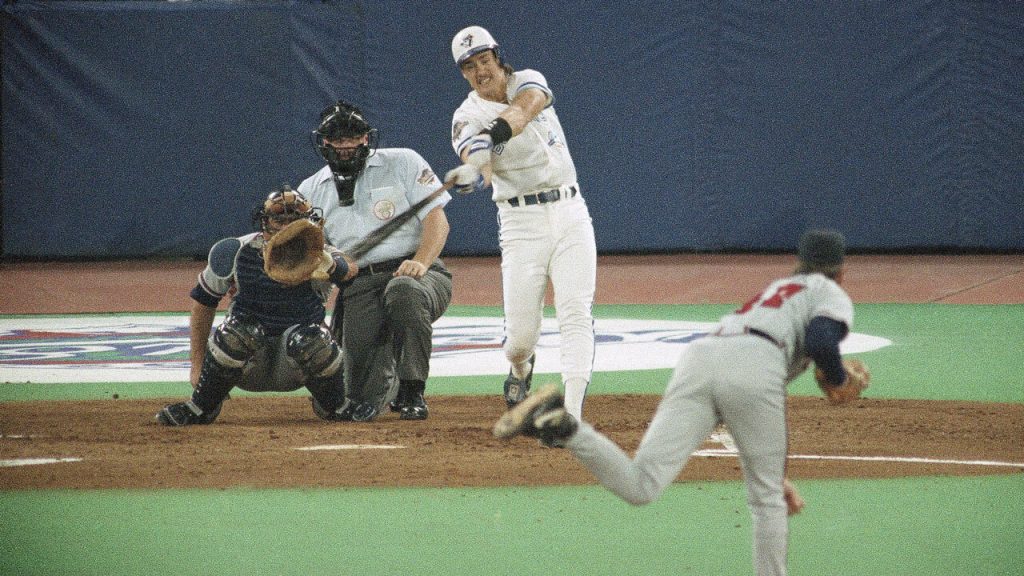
[698, 430, 1023, 468]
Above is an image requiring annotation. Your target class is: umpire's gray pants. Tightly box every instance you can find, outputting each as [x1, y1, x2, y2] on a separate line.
[332, 260, 452, 409]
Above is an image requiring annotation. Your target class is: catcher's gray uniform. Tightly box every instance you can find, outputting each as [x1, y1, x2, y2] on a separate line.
[566, 272, 853, 576]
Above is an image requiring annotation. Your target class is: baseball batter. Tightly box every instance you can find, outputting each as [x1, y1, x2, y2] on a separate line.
[495, 229, 869, 576]
[446, 25, 597, 418]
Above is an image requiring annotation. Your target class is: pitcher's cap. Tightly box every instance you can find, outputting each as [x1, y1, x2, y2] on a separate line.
[798, 229, 845, 267]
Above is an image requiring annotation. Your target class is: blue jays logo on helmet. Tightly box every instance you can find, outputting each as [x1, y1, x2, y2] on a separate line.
[452, 25, 499, 65]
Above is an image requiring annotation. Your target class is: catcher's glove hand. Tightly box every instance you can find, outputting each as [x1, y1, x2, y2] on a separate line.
[815, 358, 871, 405]
[263, 218, 329, 285]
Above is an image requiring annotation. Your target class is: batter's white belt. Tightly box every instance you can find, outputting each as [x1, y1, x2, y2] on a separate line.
[709, 326, 785, 349]
[505, 184, 578, 207]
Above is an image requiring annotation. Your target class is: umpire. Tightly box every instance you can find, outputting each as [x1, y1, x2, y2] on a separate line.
[297, 100, 453, 421]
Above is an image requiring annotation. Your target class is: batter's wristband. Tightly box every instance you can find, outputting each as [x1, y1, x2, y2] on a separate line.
[482, 117, 512, 146]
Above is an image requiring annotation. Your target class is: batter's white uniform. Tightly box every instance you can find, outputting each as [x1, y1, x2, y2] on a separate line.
[564, 273, 854, 576]
[452, 69, 597, 418]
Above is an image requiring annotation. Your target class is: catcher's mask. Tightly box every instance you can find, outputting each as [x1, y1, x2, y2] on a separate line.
[254, 185, 323, 236]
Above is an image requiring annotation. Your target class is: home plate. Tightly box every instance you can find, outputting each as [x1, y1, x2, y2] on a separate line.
[0, 457, 82, 467]
[294, 444, 405, 451]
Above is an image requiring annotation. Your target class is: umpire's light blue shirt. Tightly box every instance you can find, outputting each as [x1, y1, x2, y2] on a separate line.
[298, 148, 451, 266]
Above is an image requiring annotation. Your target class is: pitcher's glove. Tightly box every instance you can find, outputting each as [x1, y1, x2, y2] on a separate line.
[263, 218, 332, 285]
[815, 358, 871, 405]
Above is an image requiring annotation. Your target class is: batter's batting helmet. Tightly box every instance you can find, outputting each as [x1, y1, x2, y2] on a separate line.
[452, 25, 500, 66]
[312, 100, 377, 180]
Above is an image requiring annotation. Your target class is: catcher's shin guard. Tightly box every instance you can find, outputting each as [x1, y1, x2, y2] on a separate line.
[190, 349, 242, 412]
[287, 324, 347, 414]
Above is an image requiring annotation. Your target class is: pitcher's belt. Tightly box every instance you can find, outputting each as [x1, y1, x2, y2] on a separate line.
[710, 326, 784, 349]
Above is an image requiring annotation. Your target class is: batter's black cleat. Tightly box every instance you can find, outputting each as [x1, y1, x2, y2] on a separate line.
[503, 354, 535, 408]
[156, 400, 221, 426]
[493, 384, 578, 448]
[312, 397, 379, 422]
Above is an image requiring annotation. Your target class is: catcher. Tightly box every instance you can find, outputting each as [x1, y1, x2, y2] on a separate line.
[156, 185, 366, 426]
[493, 229, 870, 576]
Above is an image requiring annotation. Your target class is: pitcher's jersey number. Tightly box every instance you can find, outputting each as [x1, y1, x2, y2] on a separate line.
[736, 283, 805, 314]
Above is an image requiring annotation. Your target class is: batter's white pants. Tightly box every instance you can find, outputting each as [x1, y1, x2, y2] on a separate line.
[496, 193, 596, 418]
[566, 336, 791, 576]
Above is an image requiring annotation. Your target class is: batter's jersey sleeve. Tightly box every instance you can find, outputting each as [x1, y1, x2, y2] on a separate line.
[508, 69, 554, 107]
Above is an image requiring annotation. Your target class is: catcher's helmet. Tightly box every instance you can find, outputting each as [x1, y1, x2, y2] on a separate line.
[452, 25, 500, 66]
[312, 100, 377, 180]
[253, 185, 322, 233]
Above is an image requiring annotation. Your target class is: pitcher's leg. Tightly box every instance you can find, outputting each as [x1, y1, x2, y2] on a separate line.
[568, 358, 716, 505]
[719, 376, 789, 576]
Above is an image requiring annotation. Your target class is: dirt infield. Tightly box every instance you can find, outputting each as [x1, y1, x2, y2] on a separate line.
[1, 255, 1021, 491]
[1, 395, 1020, 490]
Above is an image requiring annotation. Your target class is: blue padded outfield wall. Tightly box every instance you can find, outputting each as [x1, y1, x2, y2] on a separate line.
[2, 0, 1022, 258]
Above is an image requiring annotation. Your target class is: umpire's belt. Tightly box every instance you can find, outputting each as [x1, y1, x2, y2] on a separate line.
[710, 326, 784, 349]
[506, 185, 578, 207]
[356, 254, 415, 278]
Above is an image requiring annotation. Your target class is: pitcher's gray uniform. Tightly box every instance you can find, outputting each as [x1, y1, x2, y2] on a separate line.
[493, 229, 856, 576]
[567, 272, 852, 576]
[450, 26, 597, 419]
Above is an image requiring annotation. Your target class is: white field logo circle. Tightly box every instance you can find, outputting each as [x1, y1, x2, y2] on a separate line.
[0, 315, 891, 383]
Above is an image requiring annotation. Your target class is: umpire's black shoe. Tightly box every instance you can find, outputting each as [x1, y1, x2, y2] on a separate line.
[399, 392, 428, 420]
[503, 354, 535, 408]
[392, 379, 428, 420]
[312, 397, 379, 422]
[493, 384, 578, 448]
[156, 400, 221, 426]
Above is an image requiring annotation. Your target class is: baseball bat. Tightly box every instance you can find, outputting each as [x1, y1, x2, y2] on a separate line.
[346, 180, 455, 260]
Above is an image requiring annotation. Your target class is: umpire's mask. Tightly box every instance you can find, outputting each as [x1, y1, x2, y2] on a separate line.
[311, 100, 378, 205]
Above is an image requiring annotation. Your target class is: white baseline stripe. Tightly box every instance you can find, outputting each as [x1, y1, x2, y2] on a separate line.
[0, 457, 82, 467]
[693, 450, 1024, 468]
[294, 444, 405, 451]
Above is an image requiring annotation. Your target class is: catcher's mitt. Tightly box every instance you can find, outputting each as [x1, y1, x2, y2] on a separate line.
[263, 218, 330, 285]
[815, 358, 871, 405]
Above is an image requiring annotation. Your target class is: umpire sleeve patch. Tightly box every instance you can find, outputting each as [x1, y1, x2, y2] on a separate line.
[208, 238, 242, 279]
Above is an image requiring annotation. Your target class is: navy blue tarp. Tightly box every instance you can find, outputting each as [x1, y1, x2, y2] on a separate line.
[3, 1, 1022, 258]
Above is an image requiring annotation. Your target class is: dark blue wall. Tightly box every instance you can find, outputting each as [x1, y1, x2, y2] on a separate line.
[3, 0, 1022, 258]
